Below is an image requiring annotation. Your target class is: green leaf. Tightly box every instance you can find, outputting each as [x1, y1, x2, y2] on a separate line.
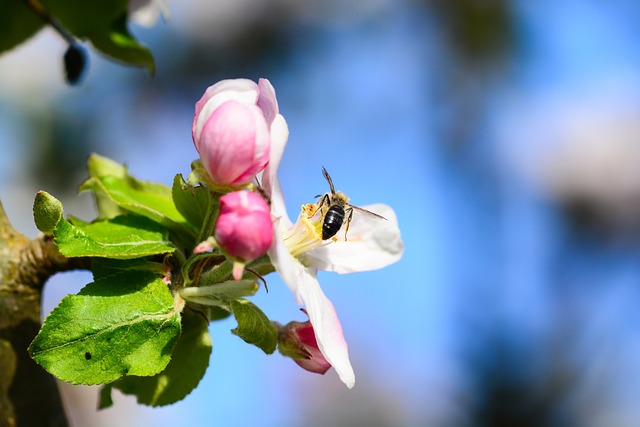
[98, 384, 114, 409]
[41, 0, 155, 73]
[81, 174, 194, 237]
[54, 214, 174, 259]
[245, 254, 276, 278]
[32, 187, 175, 258]
[33, 191, 63, 234]
[81, 156, 197, 251]
[172, 174, 212, 235]
[230, 299, 277, 355]
[186, 160, 224, 240]
[87, 153, 127, 178]
[29, 270, 182, 385]
[181, 253, 229, 287]
[91, 258, 165, 280]
[180, 280, 259, 307]
[193, 258, 233, 286]
[86, 154, 128, 219]
[204, 306, 232, 321]
[110, 309, 212, 406]
[0, 0, 44, 54]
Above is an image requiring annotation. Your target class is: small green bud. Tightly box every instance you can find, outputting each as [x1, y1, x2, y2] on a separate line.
[33, 191, 63, 234]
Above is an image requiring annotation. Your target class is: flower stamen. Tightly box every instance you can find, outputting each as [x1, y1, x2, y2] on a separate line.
[282, 203, 329, 257]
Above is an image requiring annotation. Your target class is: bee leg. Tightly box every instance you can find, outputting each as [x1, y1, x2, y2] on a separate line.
[310, 194, 330, 218]
[321, 194, 330, 212]
[344, 208, 353, 241]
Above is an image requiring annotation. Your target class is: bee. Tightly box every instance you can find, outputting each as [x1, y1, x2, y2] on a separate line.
[314, 166, 386, 241]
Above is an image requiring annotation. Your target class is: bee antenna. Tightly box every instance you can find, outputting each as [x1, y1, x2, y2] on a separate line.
[321, 166, 336, 194]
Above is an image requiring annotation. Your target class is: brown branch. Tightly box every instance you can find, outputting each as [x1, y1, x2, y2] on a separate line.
[22, 0, 77, 46]
[0, 201, 90, 427]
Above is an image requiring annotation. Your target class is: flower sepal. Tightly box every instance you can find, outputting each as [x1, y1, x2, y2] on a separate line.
[179, 280, 259, 307]
[188, 159, 251, 194]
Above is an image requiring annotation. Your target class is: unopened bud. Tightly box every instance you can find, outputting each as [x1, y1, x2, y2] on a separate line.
[277, 319, 331, 375]
[214, 191, 273, 266]
[192, 78, 282, 188]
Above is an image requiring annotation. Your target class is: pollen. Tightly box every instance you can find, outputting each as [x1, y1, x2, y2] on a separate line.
[282, 203, 327, 257]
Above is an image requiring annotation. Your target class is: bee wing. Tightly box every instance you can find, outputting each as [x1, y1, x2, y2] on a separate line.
[350, 205, 387, 220]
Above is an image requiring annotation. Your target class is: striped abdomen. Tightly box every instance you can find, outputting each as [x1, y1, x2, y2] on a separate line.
[322, 205, 345, 240]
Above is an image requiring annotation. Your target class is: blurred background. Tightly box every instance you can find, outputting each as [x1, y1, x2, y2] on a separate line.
[3, 0, 640, 426]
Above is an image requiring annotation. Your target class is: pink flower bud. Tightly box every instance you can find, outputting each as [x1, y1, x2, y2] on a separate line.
[277, 319, 331, 375]
[215, 191, 273, 263]
[197, 100, 269, 187]
[192, 78, 283, 187]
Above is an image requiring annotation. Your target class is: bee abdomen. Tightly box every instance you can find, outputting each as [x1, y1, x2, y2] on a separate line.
[322, 205, 345, 240]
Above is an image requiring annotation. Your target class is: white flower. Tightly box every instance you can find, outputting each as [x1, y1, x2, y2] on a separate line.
[128, 0, 170, 28]
[262, 146, 403, 388]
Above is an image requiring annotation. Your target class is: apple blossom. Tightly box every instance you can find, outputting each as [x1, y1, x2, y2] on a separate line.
[215, 191, 273, 279]
[191, 77, 402, 389]
[268, 195, 402, 388]
[192, 78, 288, 189]
[261, 154, 403, 387]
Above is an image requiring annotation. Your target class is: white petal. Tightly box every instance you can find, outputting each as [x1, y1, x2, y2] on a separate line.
[129, 0, 169, 27]
[267, 222, 301, 298]
[304, 204, 403, 274]
[262, 114, 289, 199]
[266, 231, 355, 388]
[257, 78, 279, 125]
[269, 177, 293, 229]
[296, 272, 355, 388]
